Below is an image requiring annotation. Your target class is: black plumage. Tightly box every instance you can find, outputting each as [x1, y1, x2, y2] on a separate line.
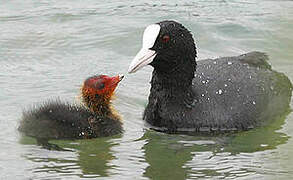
[18, 75, 123, 149]
[129, 21, 292, 133]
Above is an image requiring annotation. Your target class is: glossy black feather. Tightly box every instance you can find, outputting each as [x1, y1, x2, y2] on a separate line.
[143, 21, 292, 133]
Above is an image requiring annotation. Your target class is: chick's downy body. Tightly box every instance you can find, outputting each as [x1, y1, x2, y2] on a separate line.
[19, 75, 124, 148]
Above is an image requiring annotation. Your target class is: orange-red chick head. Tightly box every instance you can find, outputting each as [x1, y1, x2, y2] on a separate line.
[82, 74, 124, 105]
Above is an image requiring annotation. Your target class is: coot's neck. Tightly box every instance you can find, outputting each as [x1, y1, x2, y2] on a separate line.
[151, 69, 193, 90]
[150, 57, 196, 106]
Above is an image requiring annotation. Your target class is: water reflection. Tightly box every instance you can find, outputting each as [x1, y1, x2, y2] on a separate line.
[20, 135, 121, 178]
[19, 110, 290, 179]
[142, 112, 289, 179]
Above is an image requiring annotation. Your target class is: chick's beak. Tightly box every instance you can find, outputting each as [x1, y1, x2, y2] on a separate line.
[106, 75, 123, 94]
[110, 74, 124, 87]
[118, 74, 124, 82]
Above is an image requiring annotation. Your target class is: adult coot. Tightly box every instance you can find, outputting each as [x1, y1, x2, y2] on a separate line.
[128, 20, 292, 133]
[19, 74, 124, 149]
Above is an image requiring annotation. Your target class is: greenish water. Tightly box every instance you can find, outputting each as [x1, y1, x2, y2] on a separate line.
[1, 0, 293, 179]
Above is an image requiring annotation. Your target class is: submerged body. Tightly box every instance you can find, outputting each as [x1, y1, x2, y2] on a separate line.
[19, 75, 123, 148]
[128, 21, 292, 133]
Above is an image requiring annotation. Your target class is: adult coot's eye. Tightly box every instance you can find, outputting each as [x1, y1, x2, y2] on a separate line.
[162, 35, 170, 43]
[96, 83, 105, 90]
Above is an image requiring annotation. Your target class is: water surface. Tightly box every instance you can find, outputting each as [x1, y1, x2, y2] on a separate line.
[1, 0, 293, 179]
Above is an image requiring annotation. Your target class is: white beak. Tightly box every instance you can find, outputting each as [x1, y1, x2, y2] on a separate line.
[128, 24, 161, 73]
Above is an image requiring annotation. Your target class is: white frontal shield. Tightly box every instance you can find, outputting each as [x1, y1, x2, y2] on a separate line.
[128, 24, 160, 73]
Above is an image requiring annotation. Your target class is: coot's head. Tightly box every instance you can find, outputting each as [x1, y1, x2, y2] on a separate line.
[82, 74, 124, 105]
[128, 20, 197, 74]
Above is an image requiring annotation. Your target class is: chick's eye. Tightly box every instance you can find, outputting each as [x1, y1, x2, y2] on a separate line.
[96, 83, 105, 90]
[162, 35, 170, 43]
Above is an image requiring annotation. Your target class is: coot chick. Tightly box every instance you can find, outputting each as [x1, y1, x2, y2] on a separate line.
[19, 74, 124, 149]
[128, 20, 292, 133]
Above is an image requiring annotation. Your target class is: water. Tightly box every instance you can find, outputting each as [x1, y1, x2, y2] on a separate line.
[1, 0, 293, 179]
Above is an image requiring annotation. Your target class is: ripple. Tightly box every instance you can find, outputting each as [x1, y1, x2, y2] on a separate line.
[1, 0, 293, 179]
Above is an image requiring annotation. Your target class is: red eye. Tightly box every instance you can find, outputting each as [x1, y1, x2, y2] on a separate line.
[162, 35, 170, 43]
